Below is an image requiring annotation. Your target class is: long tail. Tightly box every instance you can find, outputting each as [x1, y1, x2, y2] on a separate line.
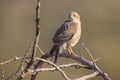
[54, 48, 59, 63]
[50, 45, 58, 55]
[49, 45, 60, 63]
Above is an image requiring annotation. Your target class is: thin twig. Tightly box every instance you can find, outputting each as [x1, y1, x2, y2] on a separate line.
[75, 71, 99, 80]
[0, 65, 5, 80]
[6, 45, 32, 80]
[81, 43, 97, 66]
[94, 58, 101, 62]
[0, 56, 31, 65]
[37, 45, 44, 55]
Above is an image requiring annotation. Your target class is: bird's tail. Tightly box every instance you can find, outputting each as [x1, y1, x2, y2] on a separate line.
[50, 45, 58, 55]
[54, 48, 59, 63]
[49, 45, 60, 63]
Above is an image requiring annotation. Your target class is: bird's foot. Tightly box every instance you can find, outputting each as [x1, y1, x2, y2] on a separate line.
[71, 52, 77, 56]
[68, 52, 77, 56]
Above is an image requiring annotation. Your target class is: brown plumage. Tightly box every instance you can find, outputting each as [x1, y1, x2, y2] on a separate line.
[50, 11, 81, 63]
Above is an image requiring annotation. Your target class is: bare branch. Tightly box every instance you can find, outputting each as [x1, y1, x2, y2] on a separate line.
[17, 0, 41, 79]
[0, 52, 111, 80]
[37, 45, 44, 55]
[59, 53, 111, 80]
[31, 0, 41, 61]
[0, 56, 31, 65]
[75, 71, 99, 80]
[35, 58, 70, 80]
[28, 63, 87, 74]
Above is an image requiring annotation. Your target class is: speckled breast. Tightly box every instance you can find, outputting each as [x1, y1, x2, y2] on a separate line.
[67, 24, 81, 47]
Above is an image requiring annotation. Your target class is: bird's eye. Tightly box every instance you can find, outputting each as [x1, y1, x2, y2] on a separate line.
[73, 14, 76, 17]
[73, 14, 77, 18]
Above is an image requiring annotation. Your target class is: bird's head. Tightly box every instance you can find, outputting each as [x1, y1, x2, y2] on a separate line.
[68, 11, 80, 21]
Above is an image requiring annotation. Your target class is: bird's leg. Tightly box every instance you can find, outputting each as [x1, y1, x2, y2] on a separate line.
[67, 45, 77, 55]
[69, 47, 77, 56]
[66, 45, 72, 55]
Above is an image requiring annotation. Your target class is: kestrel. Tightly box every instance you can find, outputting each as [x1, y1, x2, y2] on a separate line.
[50, 11, 81, 63]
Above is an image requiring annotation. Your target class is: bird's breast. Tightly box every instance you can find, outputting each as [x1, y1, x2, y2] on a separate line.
[67, 24, 81, 47]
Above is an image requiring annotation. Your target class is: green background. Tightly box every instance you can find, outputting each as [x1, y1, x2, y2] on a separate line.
[0, 0, 120, 80]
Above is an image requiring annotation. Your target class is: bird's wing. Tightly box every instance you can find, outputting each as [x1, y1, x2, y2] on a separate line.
[53, 20, 78, 45]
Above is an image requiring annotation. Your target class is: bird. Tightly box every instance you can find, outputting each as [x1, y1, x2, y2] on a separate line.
[49, 11, 81, 63]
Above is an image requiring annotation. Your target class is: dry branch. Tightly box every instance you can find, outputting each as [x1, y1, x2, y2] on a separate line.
[0, 51, 111, 80]
[28, 63, 87, 74]
[59, 53, 111, 80]
[17, 0, 41, 80]
[31, 0, 41, 61]
[75, 71, 99, 80]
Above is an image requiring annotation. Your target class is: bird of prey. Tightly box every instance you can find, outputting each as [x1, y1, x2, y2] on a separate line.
[49, 11, 81, 63]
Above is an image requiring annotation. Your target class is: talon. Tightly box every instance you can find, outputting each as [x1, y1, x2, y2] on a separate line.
[67, 52, 71, 55]
[66, 45, 77, 56]
[66, 45, 71, 55]
[69, 47, 77, 56]
[72, 52, 77, 56]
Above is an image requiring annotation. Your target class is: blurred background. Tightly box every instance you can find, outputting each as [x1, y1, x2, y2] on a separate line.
[0, 0, 120, 80]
